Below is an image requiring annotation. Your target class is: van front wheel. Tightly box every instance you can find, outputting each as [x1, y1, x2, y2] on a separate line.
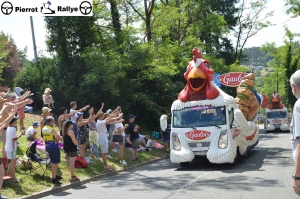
[180, 162, 189, 167]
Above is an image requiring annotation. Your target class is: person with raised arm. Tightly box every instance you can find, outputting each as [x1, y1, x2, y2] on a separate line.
[95, 104, 124, 170]
[0, 93, 33, 158]
[76, 107, 95, 157]
[69, 101, 90, 137]
[58, 107, 77, 136]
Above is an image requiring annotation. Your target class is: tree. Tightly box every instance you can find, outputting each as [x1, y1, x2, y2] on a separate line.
[286, 0, 300, 17]
[260, 28, 300, 109]
[234, 0, 274, 61]
[0, 31, 22, 88]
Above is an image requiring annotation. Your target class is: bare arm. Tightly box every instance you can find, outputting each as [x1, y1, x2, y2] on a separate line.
[51, 129, 63, 142]
[6, 98, 33, 108]
[12, 129, 26, 142]
[77, 105, 90, 112]
[68, 130, 79, 146]
[77, 108, 94, 127]
[15, 90, 31, 101]
[125, 136, 132, 145]
[1, 108, 18, 126]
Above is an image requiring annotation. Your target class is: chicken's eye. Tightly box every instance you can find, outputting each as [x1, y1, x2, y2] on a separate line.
[205, 63, 210, 69]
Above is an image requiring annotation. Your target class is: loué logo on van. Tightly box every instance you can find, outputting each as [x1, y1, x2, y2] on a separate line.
[185, 130, 211, 140]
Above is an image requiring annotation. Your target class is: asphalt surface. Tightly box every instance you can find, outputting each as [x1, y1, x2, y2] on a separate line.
[44, 125, 298, 199]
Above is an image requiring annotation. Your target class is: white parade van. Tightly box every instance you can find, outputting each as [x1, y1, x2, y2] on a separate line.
[264, 91, 290, 131]
[165, 48, 265, 167]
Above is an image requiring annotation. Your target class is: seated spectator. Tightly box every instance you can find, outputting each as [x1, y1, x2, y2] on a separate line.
[25, 121, 39, 141]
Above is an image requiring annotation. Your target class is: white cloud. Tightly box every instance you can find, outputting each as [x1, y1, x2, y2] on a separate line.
[240, 0, 300, 48]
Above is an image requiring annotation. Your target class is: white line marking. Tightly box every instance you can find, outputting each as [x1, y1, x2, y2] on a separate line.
[165, 172, 211, 198]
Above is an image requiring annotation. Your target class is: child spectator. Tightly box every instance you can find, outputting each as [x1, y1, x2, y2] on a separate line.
[25, 121, 39, 141]
[5, 117, 26, 183]
[127, 114, 140, 161]
[62, 120, 79, 180]
[43, 88, 55, 109]
[89, 127, 100, 160]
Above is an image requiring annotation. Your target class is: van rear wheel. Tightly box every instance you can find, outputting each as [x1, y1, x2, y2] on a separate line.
[180, 162, 189, 167]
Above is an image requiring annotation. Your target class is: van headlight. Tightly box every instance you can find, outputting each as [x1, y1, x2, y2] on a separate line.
[284, 120, 288, 126]
[218, 130, 228, 149]
[172, 133, 181, 151]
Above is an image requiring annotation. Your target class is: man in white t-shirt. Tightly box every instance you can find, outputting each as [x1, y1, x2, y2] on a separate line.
[95, 109, 124, 171]
[5, 117, 25, 183]
[25, 121, 39, 141]
[69, 101, 90, 137]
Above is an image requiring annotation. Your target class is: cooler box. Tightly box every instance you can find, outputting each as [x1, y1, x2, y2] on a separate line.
[24, 106, 33, 114]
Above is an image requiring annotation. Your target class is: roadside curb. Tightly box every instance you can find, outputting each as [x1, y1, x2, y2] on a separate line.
[19, 155, 170, 199]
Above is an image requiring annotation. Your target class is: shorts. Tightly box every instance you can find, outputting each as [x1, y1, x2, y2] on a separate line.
[66, 151, 77, 157]
[46, 147, 61, 164]
[18, 107, 25, 119]
[72, 123, 78, 137]
[77, 129, 88, 145]
[118, 136, 125, 145]
[131, 138, 139, 149]
[98, 138, 109, 154]
[6, 151, 16, 159]
[163, 131, 170, 141]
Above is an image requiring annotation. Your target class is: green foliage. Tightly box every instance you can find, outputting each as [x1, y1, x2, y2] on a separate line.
[241, 47, 273, 66]
[0, 31, 23, 87]
[286, 0, 300, 17]
[13, 0, 291, 131]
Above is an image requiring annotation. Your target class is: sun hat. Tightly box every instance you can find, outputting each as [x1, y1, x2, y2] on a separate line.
[96, 110, 104, 118]
[41, 107, 52, 116]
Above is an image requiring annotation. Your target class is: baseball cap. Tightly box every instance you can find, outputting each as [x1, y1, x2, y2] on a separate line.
[33, 121, 39, 126]
[75, 112, 83, 119]
[9, 116, 19, 125]
[106, 109, 112, 114]
[128, 114, 136, 119]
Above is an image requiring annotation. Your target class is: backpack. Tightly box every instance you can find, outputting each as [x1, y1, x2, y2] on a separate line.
[75, 156, 88, 168]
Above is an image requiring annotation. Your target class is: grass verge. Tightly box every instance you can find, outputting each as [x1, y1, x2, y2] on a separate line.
[0, 113, 168, 198]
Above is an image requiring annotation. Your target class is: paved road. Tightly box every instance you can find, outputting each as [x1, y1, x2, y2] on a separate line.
[44, 126, 298, 199]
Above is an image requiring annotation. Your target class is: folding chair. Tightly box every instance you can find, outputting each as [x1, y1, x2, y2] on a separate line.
[0, 158, 12, 180]
[24, 141, 50, 177]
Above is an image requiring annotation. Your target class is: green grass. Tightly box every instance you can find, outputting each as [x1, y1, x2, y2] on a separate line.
[0, 113, 168, 198]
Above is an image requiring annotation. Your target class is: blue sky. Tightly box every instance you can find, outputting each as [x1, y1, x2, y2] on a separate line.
[0, 0, 299, 60]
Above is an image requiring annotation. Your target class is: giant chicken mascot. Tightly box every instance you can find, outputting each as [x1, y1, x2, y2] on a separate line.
[268, 91, 284, 109]
[178, 48, 220, 102]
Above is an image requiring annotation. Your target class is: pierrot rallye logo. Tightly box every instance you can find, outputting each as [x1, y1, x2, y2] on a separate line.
[185, 130, 211, 140]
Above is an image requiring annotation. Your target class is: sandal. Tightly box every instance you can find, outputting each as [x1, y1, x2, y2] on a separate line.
[104, 167, 113, 171]
[11, 178, 20, 183]
[71, 176, 79, 180]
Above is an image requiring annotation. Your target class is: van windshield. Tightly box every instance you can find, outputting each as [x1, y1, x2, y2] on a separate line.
[267, 111, 287, 119]
[173, 105, 226, 128]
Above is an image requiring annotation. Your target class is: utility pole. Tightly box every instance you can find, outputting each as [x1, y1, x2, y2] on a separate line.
[30, 16, 38, 65]
[277, 72, 279, 92]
